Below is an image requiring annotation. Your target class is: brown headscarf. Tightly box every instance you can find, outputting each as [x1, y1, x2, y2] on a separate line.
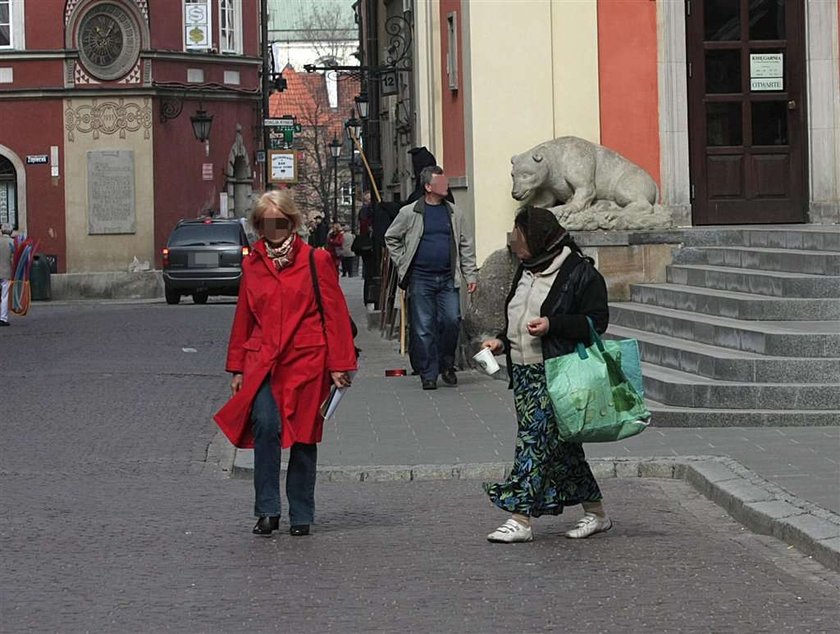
[513, 206, 569, 271]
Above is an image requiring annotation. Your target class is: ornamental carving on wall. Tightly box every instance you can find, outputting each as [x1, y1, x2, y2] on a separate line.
[65, 0, 149, 24]
[65, 97, 153, 141]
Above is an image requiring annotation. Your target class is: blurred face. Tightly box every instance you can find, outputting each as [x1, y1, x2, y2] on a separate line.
[261, 204, 293, 244]
[362, 192, 371, 205]
[510, 225, 532, 261]
[425, 173, 449, 198]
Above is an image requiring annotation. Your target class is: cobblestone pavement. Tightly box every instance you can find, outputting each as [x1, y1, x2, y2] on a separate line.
[1, 288, 838, 631]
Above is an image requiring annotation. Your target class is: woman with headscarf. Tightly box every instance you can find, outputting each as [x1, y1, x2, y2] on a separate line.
[480, 206, 612, 543]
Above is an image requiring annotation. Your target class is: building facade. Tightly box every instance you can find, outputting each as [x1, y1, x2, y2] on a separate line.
[0, 0, 263, 273]
[361, 0, 840, 264]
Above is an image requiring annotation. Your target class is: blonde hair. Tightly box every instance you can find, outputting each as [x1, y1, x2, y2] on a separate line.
[250, 190, 303, 234]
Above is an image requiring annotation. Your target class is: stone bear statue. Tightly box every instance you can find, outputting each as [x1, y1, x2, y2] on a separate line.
[510, 136, 671, 230]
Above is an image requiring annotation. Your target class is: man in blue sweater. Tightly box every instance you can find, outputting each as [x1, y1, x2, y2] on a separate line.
[385, 166, 478, 390]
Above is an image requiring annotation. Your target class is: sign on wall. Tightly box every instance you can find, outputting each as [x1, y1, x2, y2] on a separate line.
[87, 150, 136, 235]
[750, 53, 784, 91]
[184, 0, 211, 50]
[0, 182, 16, 227]
[269, 150, 297, 184]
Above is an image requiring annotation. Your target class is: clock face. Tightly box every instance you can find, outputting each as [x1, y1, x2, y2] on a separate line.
[81, 15, 124, 67]
[77, 3, 140, 81]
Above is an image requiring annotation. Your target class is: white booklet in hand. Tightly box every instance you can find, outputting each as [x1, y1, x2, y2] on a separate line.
[319, 385, 347, 420]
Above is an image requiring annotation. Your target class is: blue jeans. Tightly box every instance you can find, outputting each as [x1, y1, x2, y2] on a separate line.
[251, 379, 317, 523]
[409, 270, 461, 381]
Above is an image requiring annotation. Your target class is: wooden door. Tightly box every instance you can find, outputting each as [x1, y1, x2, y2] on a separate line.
[687, 0, 808, 224]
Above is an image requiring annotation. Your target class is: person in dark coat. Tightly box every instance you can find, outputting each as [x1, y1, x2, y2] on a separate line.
[480, 206, 612, 544]
[406, 147, 455, 204]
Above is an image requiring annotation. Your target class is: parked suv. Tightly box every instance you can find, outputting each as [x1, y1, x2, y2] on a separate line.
[162, 218, 250, 305]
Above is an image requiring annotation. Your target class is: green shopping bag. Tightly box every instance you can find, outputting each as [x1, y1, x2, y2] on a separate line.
[544, 318, 650, 443]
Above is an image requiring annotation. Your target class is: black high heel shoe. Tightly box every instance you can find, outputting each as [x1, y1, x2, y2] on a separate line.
[252, 516, 280, 536]
[290, 524, 310, 536]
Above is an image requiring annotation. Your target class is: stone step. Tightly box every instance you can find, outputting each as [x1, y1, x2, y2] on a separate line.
[639, 363, 839, 410]
[645, 399, 840, 428]
[672, 246, 840, 275]
[681, 226, 840, 252]
[610, 302, 840, 357]
[666, 264, 840, 298]
[606, 325, 840, 383]
[630, 283, 840, 320]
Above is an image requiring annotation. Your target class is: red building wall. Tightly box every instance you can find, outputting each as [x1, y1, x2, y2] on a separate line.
[152, 99, 258, 265]
[439, 0, 466, 178]
[0, 101, 67, 267]
[0, 0, 261, 272]
[597, 0, 661, 185]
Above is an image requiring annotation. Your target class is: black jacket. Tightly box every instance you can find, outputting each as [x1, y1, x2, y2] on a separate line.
[498, 252, 609, 387]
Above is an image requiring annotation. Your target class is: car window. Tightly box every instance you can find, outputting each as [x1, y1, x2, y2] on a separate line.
[168, 224, 242, 246]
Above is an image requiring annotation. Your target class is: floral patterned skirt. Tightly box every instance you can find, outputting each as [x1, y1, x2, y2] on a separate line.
[484, 362, 602, 517]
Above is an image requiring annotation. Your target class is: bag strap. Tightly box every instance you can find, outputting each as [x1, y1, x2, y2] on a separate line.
[575, 316, 605, 360]
[309, 249, 326, 333]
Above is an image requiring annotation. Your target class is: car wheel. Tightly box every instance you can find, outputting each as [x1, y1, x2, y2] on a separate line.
[165, 288, 181, 305]
[193, 291, 209, 304]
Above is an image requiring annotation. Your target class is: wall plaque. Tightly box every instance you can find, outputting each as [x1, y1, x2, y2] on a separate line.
[87, 150, 136, 234]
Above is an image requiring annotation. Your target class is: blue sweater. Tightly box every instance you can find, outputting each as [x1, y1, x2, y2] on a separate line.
[413, 204, 452, 274]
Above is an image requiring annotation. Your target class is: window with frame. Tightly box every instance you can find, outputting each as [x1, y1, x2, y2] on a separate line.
[219, 0, 242, 55]
[340, 183, 352, 207]
[184, 0, 212, 51]
[446, 12, 458, 91]
[0, 0, 24, 50]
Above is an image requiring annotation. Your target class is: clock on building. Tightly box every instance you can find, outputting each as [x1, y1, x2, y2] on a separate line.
[77, 2, 141, 81]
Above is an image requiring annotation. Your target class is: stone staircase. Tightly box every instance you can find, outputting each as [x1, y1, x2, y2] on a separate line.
[607, 226, 840, 427]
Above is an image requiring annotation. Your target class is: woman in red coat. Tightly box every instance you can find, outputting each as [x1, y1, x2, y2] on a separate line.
[214, 190, 357, 537]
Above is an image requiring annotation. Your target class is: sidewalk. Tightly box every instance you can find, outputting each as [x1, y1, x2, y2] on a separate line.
[236, 277, 839, 514]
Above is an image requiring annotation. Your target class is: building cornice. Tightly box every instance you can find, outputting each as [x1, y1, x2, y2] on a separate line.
[0, 87, 261, 101]
[0, 50, 263, 66]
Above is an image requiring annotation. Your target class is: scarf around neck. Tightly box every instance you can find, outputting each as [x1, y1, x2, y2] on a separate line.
[263, 233, 297, 270]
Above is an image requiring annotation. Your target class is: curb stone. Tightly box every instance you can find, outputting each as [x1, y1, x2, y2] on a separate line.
[229, 448, 840, 571]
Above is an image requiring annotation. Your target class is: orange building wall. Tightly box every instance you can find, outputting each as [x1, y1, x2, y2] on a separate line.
[439, 0, 466, 178]
[597, 0, 660, 185]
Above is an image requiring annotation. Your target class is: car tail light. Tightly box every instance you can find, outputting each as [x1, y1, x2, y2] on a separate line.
[241, 246, 250, 257]
[162, 248, 169, 267]
[203, 219, 213, 224]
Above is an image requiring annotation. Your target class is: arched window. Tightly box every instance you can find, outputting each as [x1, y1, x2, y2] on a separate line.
[0, 155, 17, 229]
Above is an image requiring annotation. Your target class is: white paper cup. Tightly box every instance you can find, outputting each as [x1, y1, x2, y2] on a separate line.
[473, 347, 501, 375]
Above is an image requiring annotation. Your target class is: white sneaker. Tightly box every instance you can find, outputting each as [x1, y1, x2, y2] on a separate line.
[487, 518, 533, 543]
[565, 513, 613, 539]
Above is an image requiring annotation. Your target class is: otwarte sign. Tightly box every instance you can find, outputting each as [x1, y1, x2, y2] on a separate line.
[269, 150, 297, 184]
[750, 53, 783, 91]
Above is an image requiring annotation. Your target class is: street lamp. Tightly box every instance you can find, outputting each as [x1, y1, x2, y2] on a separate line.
[329, 136, 342, 224]
[190, 108, 214, 142]
[354, 93, 369, 119]
[345, 116, 362, 144]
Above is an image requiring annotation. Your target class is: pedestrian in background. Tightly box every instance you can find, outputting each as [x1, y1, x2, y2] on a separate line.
[214, 190, 357, 537]
[481, 206, 612, 543]
[340, 224, 355, 277]
[326, 222, 344, 270]
[0, 223, 13, 327]
[385, 166, 477, 390]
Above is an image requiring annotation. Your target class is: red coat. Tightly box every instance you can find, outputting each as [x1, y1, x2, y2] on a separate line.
[213, 237, 357, 449]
